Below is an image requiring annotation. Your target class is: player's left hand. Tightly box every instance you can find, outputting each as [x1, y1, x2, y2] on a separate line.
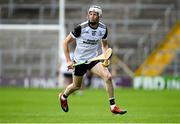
[102, 59, 110, 67]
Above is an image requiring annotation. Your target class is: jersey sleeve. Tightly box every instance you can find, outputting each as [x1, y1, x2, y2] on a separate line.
[102, 27, 108, 39]
[70, 25, 81, 38]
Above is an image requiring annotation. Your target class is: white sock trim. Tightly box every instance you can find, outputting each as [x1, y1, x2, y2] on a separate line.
[110, 104, 116, 110]
[109, 97, 115, 100]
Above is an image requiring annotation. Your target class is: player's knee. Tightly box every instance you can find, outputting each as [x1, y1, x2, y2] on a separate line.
[103, 73, 112, 81]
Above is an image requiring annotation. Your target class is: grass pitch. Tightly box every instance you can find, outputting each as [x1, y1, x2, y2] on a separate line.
[0, 87, 180, 123]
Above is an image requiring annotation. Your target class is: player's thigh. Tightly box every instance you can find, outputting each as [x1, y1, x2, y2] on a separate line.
[90, 62, 111, 80]
[72, 75, 83, 87]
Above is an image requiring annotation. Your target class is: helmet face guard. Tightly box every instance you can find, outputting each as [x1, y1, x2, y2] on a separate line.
[88, 5, 102, 17]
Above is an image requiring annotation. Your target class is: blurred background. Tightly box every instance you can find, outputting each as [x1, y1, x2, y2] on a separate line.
[0, 0, 179, 89]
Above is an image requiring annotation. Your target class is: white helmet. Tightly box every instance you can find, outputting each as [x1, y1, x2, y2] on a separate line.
[88, 5, 102, 17]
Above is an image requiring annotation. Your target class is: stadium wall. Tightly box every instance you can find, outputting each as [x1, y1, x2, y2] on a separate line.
[1, 76, 180, 90]
[0, 76, 132, 89]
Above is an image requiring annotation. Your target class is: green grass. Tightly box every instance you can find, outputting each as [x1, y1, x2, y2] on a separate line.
[0, 87, 180, 123]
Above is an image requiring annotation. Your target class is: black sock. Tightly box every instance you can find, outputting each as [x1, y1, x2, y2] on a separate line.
[63, 94, 68, 99]
[109, 98, 115, 105]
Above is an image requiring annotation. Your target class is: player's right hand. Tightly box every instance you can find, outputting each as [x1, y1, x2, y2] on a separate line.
[67, 60, 73, 71]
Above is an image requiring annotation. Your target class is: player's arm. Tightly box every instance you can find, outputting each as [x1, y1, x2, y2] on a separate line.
[101, 27, 109, 53]
[101, 39, 109, 52]
[101, 39, 111, 67]
[63, 34, 75, 70]
[101, 27, 111, 67]
[64, 25, 81, 70]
